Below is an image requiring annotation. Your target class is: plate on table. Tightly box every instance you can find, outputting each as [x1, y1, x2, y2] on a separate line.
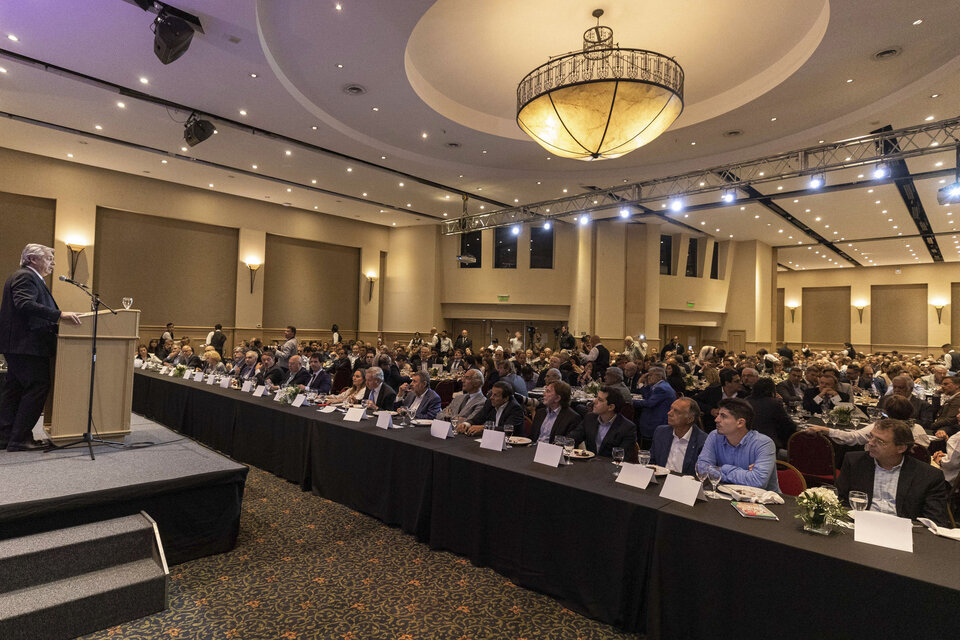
[718, 484, 766, 500]
[506, 436, 532, 446]
[646, 464, 670, 477]
[413, 419, 432, 426]
[569, 448, 595, 459]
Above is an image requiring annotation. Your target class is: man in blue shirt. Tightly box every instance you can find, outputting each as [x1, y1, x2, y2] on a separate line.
[697, 398, 779, 492]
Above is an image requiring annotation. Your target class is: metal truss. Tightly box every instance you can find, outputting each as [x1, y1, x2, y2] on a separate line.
[441, 117, 960, 235]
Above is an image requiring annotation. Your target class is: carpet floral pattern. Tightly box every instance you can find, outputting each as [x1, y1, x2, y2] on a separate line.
[79, 466, 637, 640]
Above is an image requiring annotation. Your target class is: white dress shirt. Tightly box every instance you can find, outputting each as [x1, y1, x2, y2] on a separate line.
[666, 427, 692, 473]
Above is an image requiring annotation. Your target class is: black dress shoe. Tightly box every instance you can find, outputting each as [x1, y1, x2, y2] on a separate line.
[7, 441, 49, 451]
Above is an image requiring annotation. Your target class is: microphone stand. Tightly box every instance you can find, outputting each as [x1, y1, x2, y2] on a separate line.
[46, 279, 119, 461]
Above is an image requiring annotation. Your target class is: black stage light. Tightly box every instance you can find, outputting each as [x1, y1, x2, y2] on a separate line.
[184, 113, 215, 147]
[153, 9, 195, 64]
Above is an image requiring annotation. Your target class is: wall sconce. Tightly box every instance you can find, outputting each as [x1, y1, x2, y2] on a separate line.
[244, 261, 261, 294]
[932, 299, 947, 324]
[65, 242, 86, 280]
[854, 301, 867, 324]
[786, 302, 798, 323]
[366, 270, 378, 301]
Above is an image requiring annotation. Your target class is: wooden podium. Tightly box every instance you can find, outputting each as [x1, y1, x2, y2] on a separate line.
[44, 309, 140, 443]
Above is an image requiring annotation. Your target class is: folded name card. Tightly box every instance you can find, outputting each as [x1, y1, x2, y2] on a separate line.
[206, 375, 216, 385]
[344, 407, 366, 422]
[167, 369, 176, 377]
[241, 380, 254, 393]
[160, 366, 169, 375]
[480, 429, 505, 451]
[375, 411, 393, 430]
[533, 441, 563, 467]
[291, 394, 306, 408]
[193, 371, 204, 382]
[140, 360, 149, 369]
[430, 420, 453, 439]
[220, 377, 232, 389]
[252, 385, 266, 397]
[659, 474, 705, 506]
[273, 390, 284, 402]
[854, 510, 913, 553]
[616, 463, 656, 489]
[319, 405, 337, 413]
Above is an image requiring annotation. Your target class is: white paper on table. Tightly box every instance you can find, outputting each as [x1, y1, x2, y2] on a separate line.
[220, 377, 232, 389]
[659, 474, 706, 506]
[430, 419, 453, 439]
[291, 394, 306, 408]
[616, 463, 656, 489]
[273, 390, 284, 402]
[160, 366, 169, 375]
[252, 385, 266, 397]
[241, 380, 254, 393]
[140, 360, 149, 369]
[167, 368, 176, 377]
[854, 510, 914, 552]
[375, 411, 393, 430]
[206, 375, 216, 385]
[533, 441, 563, 467]
[193, 371, 204, 382]
[344, 407, 366, 422]
[319, 405, 337, 414]
[480, 429, 505, 451]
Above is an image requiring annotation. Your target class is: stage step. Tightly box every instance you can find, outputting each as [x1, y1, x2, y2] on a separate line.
[0, 513, 168, 640]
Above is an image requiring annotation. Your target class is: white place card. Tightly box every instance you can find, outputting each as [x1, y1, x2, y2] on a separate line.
[160, 366, 169, 375]
[319, 405, 337, 413]
[659, 474, 705, 506]
[140, 360, 149, 369]
[252, 385, 266, 397]
[344, 407, 366, 422]
[167, 368, 176, 377]
[220, 377, 232, 389]
[616, 463, 656, 489]
[533, 441, 563, 467]
[430, 419, 454, 439]
[193, 371, 203, 382]
[375, 411, 393, 430]
[241, 380, 254, 393]
[480, 429, 505, 451]
[273, 390, 284, 402]
[206, 375, 216, 385]
[854, 511, 913, 553]
[291, 394, 306, 407]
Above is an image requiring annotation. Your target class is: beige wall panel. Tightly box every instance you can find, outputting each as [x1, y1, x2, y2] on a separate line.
[262, 233, 359, 333]
[870, 284, 927, 349]
[0, 191, 56, 282]
[801, 286, 850, 345]
[953, 283, 960, 346]
[594, 222, 626, 339]
[94, 207, 237, 328]
[383, 225, 442, 333]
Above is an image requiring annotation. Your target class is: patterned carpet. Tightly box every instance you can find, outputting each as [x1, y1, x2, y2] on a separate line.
[79, 465, 638, 640]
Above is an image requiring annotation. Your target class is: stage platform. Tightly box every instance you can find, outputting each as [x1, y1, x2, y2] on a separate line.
[0, 414, 248, 565]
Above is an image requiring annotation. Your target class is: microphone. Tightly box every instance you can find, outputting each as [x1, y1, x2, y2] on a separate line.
[58, 275, 89, 289]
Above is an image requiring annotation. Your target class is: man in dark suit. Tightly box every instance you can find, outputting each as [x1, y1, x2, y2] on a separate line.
[569, 387, 638, 461]
[661, 335, 682, 359]
[453, 329, 472, 355]
[695, 368, 746, 431]
[208, 323, 227, 358]
[837, 418, 950, 526]
[302, 354, 332, 393]
[234, 350, 259, 383]
[776, 367, 804, 405]
[933, 375, 960, 438]
[880, 375, 935, 428]
[464, 381, 525, 436]
[395, 370, 442, 420]
[530, 381, 582, 443]
[0, 244, 83, 451]
[254, 351, 283, 387]
[651, 398, 708, 476]
[802, 374, 850, 414]
[362, 367, 396, 411]
[558, 325, 575, 351]
[178, 344, 203, 370]
[280, 355, 310, 387]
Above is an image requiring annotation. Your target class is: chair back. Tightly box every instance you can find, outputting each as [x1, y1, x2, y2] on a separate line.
[435, 380, 456, 407]
[909, 443, 931, 463]
[776, 460, 808, 497]
[331, 368, 352, 394]
[523, 416, 533, 438]
[620, 403, 635, 421]
[787, 431, 837, 483]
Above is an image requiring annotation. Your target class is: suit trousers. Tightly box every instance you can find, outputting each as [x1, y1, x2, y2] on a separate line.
[0, 353, 51, 445]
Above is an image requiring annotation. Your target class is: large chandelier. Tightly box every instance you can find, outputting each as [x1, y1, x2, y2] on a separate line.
[516, 9, 684, 161]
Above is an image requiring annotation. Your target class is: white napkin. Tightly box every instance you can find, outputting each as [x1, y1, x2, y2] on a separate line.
[718, 484, 785, 504]
[918, 518, 960, 541]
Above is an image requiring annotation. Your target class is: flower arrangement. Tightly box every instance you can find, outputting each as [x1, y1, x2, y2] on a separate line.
[684, 374, 696, 389]
[278, 385, 301, 405]
[429, 366, 441, 378]
[172, 364, 187, 378]
[584, 380, 600, 396]
[830, 405, 854, 426]
[795, 487, 848, 534]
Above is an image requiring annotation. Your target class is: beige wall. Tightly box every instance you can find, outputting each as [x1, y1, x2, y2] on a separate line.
[870, 284, 928, 350]
[801, 287, 851, 346]
[0, 191, 56, 280]
[383, 225, 442, 333]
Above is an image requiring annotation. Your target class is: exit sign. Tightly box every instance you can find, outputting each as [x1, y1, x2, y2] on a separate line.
[686, 302, 695, 308]
[497, 294, 510, 302]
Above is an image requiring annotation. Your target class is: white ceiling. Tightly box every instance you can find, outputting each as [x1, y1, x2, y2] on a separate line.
[0, 0, 959, 269]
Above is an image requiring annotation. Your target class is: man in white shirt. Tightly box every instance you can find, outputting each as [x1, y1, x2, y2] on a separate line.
[276, 326, 298, 370]
[395, 370, 441, 420]
[933, 406, 960, 484]
[650, 398, 708, 476]
[508, 331, 523, 354]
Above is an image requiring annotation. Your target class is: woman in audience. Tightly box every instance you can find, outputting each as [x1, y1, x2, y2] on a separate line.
[135, 344, 160, 366]
[330, 324, 341, 345]
[576, 361, 595, 387]
[147, 339, 159, 355]
[330, 368, 366, 403]
[746, 377, 796, 450]
[664, 362, 686, 397]
[203, 350, 226, 375]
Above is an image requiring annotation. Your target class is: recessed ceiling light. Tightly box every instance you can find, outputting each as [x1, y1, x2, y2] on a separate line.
[931, 141, 939, 147]
[362, 192, 367, 196]
[346, 167, 352, 172]
[336, 64, 343, 69]
[754, 215, 760, 219]
[285, 150, 292, 156]
[777, 186, 783, 190]
[805, 209, 811, 213]
[406, 203, 412, 207]
[815, 217, 821, 221]
[759, 172, 765, 176]
[867, 189, 873, 193]
[398, 182, 404, 187]
[931, 93, 940, 98]
[94, 125, 102, 130]
[311, 179, 317, 184]
[372, 107, 379, 112]
[180, 146, 187, 152]
[66, 153, 73, 158]
[250, 73, 258, 78]
[117, 101, 126, 109]
[139, 77, 149, 84]
[514, 199, 519, 203]
[208, 183, 214, 188]
[793, 199, 799, 203]
[251, 164, 257, 169]
[480, 205, 485, 210]
[286, 188, 292, 192]
[690, 141, 696, 146]
[536, 181, 541, 185]
[740, 206, 745, 211]
[562, 188, 568, 193]
[335, 3, 342, 10]
[239, 109, 247, 116]
[161, 160, 168, 164]
[314, 206, 318, 210]
[846, 78, 853, 83]
[913, 19, 923, 25]
[311, 126, 318, 131]
[443, 212, 448, 217]
[482, 150, 487, 154]
[421, 132, 428, 139]
[7, 34, 19, 42]
[0, 67, 7, 74]
[770, 117, 777, 122]
[925, 115, 935, 121]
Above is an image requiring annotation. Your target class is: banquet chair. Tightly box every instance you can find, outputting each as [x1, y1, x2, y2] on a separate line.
[331, 368, 352, 394]
[523, 416, 533, 438]
[435, 380, 456, 408]
[620, 403, 635, 421]
[909, 443, 931, 463]
[776, 460, 807, 497]
[787, 431, 837, 487]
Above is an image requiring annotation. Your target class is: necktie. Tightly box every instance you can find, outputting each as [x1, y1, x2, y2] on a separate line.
[370, 388, 377, 405]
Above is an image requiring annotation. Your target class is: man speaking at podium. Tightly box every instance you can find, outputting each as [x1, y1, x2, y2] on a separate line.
[0, 244, 83, 451]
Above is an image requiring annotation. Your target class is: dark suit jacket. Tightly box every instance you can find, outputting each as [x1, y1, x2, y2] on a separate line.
[650, 424, 708, 476]
[282, 368, 310, 387]
[395, 388, 442, 420]
[529, 406, 582, 443]
[255, 365, 283, 387]
[183, 354, 203, 370]
[879, 394, 935, 429]
[453, 336, 472, 353]
[694, 386, 747, 431]
[747, 395, 797, 449]
[362, 383, 397, 410]
[570, 413, 638, 461]
[472, 397, 525, 430]
[304, 368, 332, 393]
[837, 452, 951, 526]
[775, 380, 804, 404]
[802, 387, 851, 414]
[932, 394, 960, 435]
[0, 268, 61, 357]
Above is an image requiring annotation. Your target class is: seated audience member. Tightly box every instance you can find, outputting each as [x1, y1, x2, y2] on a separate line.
[920, 365, 948, 391]
[395, 370, 442, 420]
[440, 369, 487, 423]
[664, 362, 686, 398]
[576, 361, 596, 387]
[808, 395, 931, 447]
[281, 354, 309, 387]
[603, 366, 633, 405]
[651, 398, 708, 475]
[933, 375, 960, 439]
[634, 366, 677, 443]
[695, 368, 745, 431]
[859, 364, 887, 396]
[530, 381, 582, 444]
[520, 364, 538, 393]
[801, 365, 821, 391]
[134, 344, 160, 366]
[776, 367, 804, 405]
[623, 361, 641, 393]
[568, 387, 638, 461]
[178, 345, 203, 370]
[837, 418, 950, 526]
[746, 377, 796, 450]
[448, 349, 465, 373]
[156, 338, 174, 360]
[879, 375, 935, 428]
[202, 349, 226, 375]
[696, 398, 779, 492]
[497, 360, 527, 397]
[362, 367, 397, 411]
[932, 406, 960, 484]
[234, 350, 260, 382]
[255, 352, 283, 387]
[378, 354, 403, 390]
[802, 374, 851, 414]
[303, 354, 332, 393]
[739, 367, 759, 394]
[461, 381, 525, 436]
[330, 368, 367, 404]
[162, 343, 181, 365]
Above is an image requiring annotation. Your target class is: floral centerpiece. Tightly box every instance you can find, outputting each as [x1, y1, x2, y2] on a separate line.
[684, 374, 696, 390]
[429, 366, 441, 378]
[172, 364, 187, 378]
[795, 487, 848, 535]
[830, 404, 854, 426]
[278, 385, 301, 405]
[584, 380, 600, 397]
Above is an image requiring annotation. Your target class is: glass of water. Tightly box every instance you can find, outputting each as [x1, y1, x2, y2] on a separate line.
[848, 490, 868, 512]
[612, 447, 625, 476]
[122, 297, 133, 309]
[638, 449, 651, 467]
[503, 424, 514, 448]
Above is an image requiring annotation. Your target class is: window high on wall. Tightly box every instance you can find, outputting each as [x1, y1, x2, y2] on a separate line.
[710, 243, 720, 279]
[494, 227, 517, 268]
[685, 238, 699, 277]
[459, 231, 481, 268]
[659, 235, 673, 275]
[529, 225, 554, 269]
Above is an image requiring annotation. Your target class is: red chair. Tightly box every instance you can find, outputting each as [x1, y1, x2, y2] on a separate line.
[331, 368, 352, 394]
[787, 431, 837, 487]
[435, 380, 456, 408]
[620, 403, 635, 421]
[776, 460, 807, 497]
[909, 443, 931, 464]
[523, 416, 533, 438]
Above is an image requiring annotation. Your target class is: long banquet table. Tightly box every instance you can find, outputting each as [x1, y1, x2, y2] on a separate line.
[132, 370, 960, 639]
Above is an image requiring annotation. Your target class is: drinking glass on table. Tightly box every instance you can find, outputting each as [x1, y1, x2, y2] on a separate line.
[705, 465, 723, 499]
[638, 449, 651, 467]
[122, 297, 133, 310]
[559, 437, 574, 466]
[503, 423, 514, 448]
[612, 447, 625, 476]
[848, 490, 868, 512]
[484, 420, 495, 431]
[695, 460, 710, 485]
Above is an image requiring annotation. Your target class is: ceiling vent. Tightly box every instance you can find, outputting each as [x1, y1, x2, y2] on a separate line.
[872, 47, 901, 61]
[342, 84, 367, 95]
